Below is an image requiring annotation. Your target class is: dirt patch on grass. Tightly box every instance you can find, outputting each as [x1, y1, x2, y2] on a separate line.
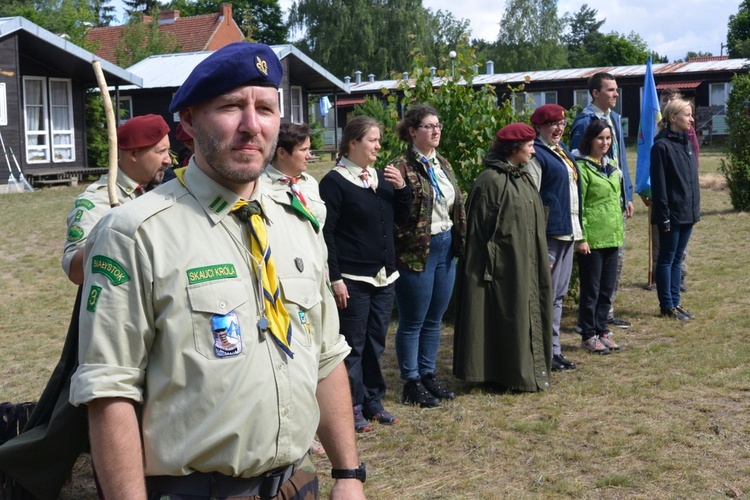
[700, 173, 727, 191]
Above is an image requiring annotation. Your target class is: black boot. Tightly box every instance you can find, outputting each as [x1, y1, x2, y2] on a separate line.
[402, 379, 440, 408]
[421, 373, 456, 400]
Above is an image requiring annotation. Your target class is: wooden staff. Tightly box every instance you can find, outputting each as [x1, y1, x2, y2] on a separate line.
[92, 60, 119, 207]
[647, 204, 653, 287]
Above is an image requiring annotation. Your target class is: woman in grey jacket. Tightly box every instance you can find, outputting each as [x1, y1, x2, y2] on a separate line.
[650, 99, 700, 321]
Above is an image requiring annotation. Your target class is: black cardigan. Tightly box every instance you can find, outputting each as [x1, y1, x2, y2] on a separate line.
[319, 169, 412, 281]
[649, 128, 701, 231]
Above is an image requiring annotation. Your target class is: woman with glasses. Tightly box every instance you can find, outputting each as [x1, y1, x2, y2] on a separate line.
[528, 104, 581, 372]
[390, 104, 466, 407]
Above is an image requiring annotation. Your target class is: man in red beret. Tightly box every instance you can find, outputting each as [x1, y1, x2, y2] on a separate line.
[62, 114, 171, 284]
[528, 104, 581, 372]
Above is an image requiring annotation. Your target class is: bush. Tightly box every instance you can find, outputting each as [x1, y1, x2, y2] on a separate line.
[719, 73, 750, 211]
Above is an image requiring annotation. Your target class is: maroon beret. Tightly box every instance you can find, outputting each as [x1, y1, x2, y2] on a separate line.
[175, 122, 192, 142]
[530, 104, 567, 125]
[117, 114, 169, 150]
[495, 123, 536, 142]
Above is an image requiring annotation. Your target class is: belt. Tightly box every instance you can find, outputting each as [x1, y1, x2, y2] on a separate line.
[145, 457, 304, 499]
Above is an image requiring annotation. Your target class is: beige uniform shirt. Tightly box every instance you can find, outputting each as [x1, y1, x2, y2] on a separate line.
[70, 162, 350, 478]
[261, 164, 327, 226]
[61, 169, 141, 277]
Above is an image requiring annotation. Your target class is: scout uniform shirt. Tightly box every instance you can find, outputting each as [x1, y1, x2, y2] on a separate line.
[261, 164, 327, 227]
[70, 161, 350, 478]
[61, 169, 142, 277]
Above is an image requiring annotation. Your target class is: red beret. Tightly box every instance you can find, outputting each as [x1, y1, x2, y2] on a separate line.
[175, 122, 192, 142]
[530, 104, 567, 125]
[495, 123, 536, 142]
[117, 114, 169, 150]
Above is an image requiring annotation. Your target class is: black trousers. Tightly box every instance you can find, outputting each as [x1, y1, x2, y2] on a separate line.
[578, 247, 619, 340]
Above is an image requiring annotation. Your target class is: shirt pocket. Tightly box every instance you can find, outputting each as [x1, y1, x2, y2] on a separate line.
[187, 279, 250, 359]
[280, 276, 322, 348]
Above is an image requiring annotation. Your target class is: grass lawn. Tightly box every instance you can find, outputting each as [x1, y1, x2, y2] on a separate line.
[1, 147, 748, 498]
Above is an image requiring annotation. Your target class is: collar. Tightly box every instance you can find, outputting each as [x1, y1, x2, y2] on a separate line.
[264, 163, 308, 183]
[591, 103, 610, 119]
[413, 146, 436, 162]
[182, 159, 264, 225]
[115, 168, 143, 197]
[337, 156, 374, 177]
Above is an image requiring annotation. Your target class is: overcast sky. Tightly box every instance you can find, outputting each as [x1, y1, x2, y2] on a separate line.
[114, 0, 740, 63]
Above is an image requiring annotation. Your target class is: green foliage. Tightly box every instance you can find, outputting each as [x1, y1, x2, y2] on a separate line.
[123, 0, 160, 15]
[562, 4, 604, 68]
[375, 39, 520, 193]
[719, 73, 750, 210]
[3, 0, 100, 49]
[728, 0, 750, 58]
[84, 91, 109, 168]
[593, 31, 650, 67]
[115, 7, 181, 67]
[167, 0, 288, 44]
[352, 96, 396, 148]
[308, 121, 325, 150]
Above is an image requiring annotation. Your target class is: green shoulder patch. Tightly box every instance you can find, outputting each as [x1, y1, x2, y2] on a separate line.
[67, 225, 85, 242]
[75, 198, 95, 210]
[92, 255, 130, 285]
[86, 285, 102, 312]
[187, 264, 238, 284]
[73, 209, 84, 222]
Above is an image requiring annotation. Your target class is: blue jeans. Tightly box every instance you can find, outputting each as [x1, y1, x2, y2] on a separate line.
[338, 279, 395, 410]
[656, 223, 693, 312]
[395, 230, 456, 381]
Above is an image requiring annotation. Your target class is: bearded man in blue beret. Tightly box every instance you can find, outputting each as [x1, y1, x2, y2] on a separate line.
[70, 42, 366, 500]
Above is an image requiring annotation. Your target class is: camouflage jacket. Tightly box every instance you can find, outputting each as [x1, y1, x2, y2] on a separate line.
[391, 148, 467, 272]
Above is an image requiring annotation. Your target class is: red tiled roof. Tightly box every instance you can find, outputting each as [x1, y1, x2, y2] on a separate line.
[86, 7, 243, 65]
[656, 81, 702, 90]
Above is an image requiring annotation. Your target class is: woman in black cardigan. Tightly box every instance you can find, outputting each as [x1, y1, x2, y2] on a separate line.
[650, 98, 700, 321]
[320, 116, 411, 432]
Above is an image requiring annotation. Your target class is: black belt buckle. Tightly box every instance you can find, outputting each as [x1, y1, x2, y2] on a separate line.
[259, 465, 287, 499]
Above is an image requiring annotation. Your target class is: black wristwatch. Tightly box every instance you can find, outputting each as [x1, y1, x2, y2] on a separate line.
[331, 461, 366, 482]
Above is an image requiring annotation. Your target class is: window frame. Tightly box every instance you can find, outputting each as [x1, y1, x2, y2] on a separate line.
[23, 76, 50, 164]
[49, 78, 75, 163]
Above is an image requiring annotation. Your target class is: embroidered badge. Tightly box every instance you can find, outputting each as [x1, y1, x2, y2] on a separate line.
[208, 196, 228, 214]
[67, 225, 84, 242]
[211, 312, 242, 358]
[187, 264, 238, 285]
[255, 56, 269, 76]
[91, 255, 130, 286]
[295, 257, 304, 273]
[74, 209, 84, 222]
[75, 198, 95, 210]
[86, 285, 102, 312]
[298, 310, 312, 343]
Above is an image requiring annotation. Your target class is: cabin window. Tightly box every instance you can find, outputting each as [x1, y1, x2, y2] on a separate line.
[23, 77, 49, 163]
[0, 83, 7, 126]
[50, 79, 75, 162]
[290, 86, 303, 123]
[278, 88, 285, 118]
[513, 91, 557, 112]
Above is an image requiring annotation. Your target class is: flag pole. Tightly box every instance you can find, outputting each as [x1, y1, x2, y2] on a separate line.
[647, 205, 653, 287]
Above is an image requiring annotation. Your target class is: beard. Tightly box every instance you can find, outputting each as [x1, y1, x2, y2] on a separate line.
[192, 120, 276, 184]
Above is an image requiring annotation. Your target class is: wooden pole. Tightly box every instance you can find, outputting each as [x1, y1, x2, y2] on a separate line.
[647, 205, 653, 287]
[92, 60, 119, 207]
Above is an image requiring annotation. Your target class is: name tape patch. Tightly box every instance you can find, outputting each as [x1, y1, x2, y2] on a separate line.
[187, 264, 238, 285]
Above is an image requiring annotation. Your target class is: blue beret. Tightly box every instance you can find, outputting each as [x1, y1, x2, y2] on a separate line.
[169, 42, 283, 113]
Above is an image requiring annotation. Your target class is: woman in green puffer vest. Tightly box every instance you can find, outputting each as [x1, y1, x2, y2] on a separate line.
[574, 120, 625, 355]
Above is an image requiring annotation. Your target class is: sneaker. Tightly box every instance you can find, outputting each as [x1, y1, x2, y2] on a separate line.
[674, 305, 695, 319]
[661, 308, 689, 321]
[352, 405, 372, 433]
[598, 332, 622, 352]
[644, 283, 656, 291]
[581, 337, 611, 354]
[402, 379, 440, 408]
[607, 317, 632, 329]
[367, 409, 399, 425]
[552, 353, 577, 370]
[421, 373, 456, 400]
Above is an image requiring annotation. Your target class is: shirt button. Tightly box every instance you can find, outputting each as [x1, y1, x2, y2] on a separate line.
[219, 301, 226, 309]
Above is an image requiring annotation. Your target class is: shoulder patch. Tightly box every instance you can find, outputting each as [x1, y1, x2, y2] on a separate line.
[73, 209, 84, 222]
[75, 198, 95, 210]
[86, 285, 102, 312]
[187, 264, 238, 284]
[67, 225, 85, 242]
[91, 255, 130, 285]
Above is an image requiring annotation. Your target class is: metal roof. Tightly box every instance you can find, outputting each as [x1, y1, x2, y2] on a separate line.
[125, 45, 349, 93]
[0, 16, 142, 87]
[347, 59, 750, 92]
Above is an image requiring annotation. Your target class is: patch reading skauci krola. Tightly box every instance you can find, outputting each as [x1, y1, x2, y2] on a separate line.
[186, 264, 238, 285]
[91, 255, 130, 285]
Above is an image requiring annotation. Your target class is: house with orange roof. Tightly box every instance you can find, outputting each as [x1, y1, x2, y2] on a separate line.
[85, 3, 243, 66]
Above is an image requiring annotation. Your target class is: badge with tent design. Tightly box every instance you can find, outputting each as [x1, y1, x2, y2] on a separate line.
[211, 312, 242, 358]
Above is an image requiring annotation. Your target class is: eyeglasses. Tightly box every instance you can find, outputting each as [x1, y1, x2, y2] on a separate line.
[547, 121, 566, 128]
[418, 123, 444, 131]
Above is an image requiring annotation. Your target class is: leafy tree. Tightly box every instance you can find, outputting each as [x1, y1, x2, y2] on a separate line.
[3, 0, 99, 48]
[90, 0, 117, 26]
[123, 0, 162, 15]
[562, 4, 604, 68]
[720, 73, 750, 210]
[115, 7, 181, 67]
[168, 0, 288, 44]
[362, 38, 521, 193]
[418, 9, 471, 72]
[492, 0, 567, 72]
[728, 0, 750, 58]
[591, 31, 650, 66]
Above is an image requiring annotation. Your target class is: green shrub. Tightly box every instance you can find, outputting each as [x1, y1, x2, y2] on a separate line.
[719, 73, 750, 211]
